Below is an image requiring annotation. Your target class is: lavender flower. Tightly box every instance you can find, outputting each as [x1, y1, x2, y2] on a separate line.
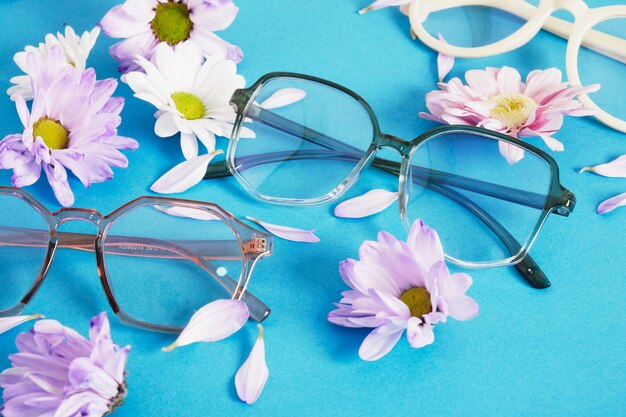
[0, 312, 130, 417]
[100, 0, 242, 73]
[0, 45, 138, 207]
[328, 220, 479, 361]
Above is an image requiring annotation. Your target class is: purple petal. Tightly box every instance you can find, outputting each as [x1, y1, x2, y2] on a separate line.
[580, 155, 626, 178]
[154, 205, 221, 221]
[406, 317, 435, 348]
[334, 189, 398, 218]
[150, 150, 223, 194]
[406, 219, 444, 271]
[597, 192, 626, 215]
[235, 324, 269, 404]
[163, 299, 249, 351]
[358, 325, 404, 361]
[358, 0, 412, 14]
[259, 88, 306, 110]
[436, 34, 454, 82]
[246, 216, 319, 243]
[0, 315, 44, 334]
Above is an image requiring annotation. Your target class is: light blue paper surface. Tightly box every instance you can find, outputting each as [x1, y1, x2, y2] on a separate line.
[0, 1, 624, 416]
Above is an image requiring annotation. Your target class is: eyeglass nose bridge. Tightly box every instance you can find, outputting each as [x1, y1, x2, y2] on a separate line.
[52, 208, 104, 229]
[378, 133, 412, 156]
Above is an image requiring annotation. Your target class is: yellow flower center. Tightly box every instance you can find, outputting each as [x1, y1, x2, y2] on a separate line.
[490, 93, 537, 132]
[151, 2, 193, 45]
[171, 92, 205, 120]
[399, 287, 432, 318]
[32, 117, 69, 150]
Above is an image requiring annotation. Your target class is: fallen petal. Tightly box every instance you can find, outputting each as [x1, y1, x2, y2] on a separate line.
[0, 314, 44, 334]
[246, 216, 319, 243]
[150, 150, 223, 194]
[334, 189, 398, 218]
[154, 205, 220, 221]
[163, 299, 249, 352]
[597, 192, 626, 215]
[235, 324, 269, 404]
[259, 88, 306, 110]
[437, 34, 454, 82]
[580, 155, 626, 178]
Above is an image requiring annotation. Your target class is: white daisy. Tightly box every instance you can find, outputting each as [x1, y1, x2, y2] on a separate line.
[7, 26, 101, 100]
[126, 41, 254, 160]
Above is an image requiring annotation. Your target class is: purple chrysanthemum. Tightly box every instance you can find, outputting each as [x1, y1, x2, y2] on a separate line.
[0, 312, 130, 417]
[328, 220, 480, 361]
[100, 0, 242, 73]
[0, 46, 138, 207]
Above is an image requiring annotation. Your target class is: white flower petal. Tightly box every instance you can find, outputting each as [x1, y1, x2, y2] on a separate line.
[150, 150, 222, 194]
[0, 314, 44, 334]
[235, 324, 269, 404]
[154, 205, 220, 221]
[406, 317, 435, 348]
[358, 325, 404, 361]
[580, 155, 626, 178]
[597, 192, 626, 215]
[180, 132, 199, 160]
[334, 189, 398, 218]
[163, 299, 249, 352]
[259, 88, 306, 109]
[246, 216, 319, 243]
[154, 112, 179, 137]
[437, 34, 454, 82]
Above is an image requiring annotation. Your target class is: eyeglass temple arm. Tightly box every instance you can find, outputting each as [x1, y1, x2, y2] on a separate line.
[419, 0, 626, 63]
[0, 227, 270, 322]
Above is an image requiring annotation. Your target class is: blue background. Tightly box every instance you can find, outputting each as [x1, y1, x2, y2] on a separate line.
[0, 1, 624, 416]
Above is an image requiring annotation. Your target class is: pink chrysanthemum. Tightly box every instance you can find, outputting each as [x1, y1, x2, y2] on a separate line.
[0, 313, 130, 417]
[100, 0, 242, 73]
[328, 220, 479, 361]
[420, 66, 600, 163]
[0, 46, 138, 207]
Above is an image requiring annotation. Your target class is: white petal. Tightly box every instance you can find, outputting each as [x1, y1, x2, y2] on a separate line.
[598, 192, 626, 215]
[259, 88, 306, 109]
[246, 216, 319, 243]
[0, 314, 44, 334]
[437, 34, 454, 82]
[180, 132, 199, 160]
[580, 155, 626, 178]
[235, 324, 269, 404]
[154, 112, 180, 137]
[358, 326, 404, 361]
[163, 299, 249, 351]
[150, 150, 223, 194]
[154, 205, 220, 221]
[334, 189, 398, 218]
[498, 141, 525, 164]
[406, 317, 435, 348]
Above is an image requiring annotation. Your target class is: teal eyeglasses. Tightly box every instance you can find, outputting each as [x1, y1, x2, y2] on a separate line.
[204, 72, 577, 289]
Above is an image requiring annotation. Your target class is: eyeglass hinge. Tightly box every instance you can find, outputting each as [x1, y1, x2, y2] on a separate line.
[554, 189, 576, 217]
[243, 235, 268, 255]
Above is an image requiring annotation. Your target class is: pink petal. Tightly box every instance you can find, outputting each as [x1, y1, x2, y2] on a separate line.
[580, 155, 626, 178]
[334, 189, 398, 218]
[358, 325, 404, 361]
[259, 88, 306, 109]
[358, 0, 412, 14]
[150, 150, 223, 194]
[246, 216, 319, 243]
[235, 324, 269, 404]
[406, 317, 435, 348]
[499, 141, 525, 164]
[163, 299, 249, 351]
[464, 69, 498, 97]
[154, 205, 221, 220]
[437, 34, 454, 82]
[597, 192, 626, 215]
[0, 314, 44, 334]
[496, 66, 522, 94]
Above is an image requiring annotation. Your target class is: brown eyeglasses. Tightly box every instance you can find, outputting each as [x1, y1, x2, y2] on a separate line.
[0, 187, 272, 332]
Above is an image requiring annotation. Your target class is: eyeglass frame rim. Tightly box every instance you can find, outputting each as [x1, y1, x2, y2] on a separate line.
[406, 0, 626, 133]
[0, 186, 273, 332]
[225, 71, 574, 270]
